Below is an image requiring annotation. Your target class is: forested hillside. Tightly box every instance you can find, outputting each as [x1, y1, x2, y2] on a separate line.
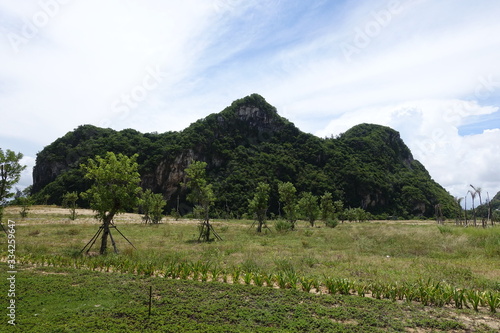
[31, 94, 455, 218]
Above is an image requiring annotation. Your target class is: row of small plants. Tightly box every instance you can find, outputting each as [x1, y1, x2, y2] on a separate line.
[17, 253, 500, 313]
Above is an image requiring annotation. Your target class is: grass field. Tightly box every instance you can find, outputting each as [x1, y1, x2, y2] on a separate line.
[1, 206, 499, 332]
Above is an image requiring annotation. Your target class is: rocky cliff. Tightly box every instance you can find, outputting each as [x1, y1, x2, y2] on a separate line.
[32, 94, 455, 218]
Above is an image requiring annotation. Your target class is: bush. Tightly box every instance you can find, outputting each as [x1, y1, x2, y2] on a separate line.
[274, 219, 292, 232]
[325, 219, 338, 228]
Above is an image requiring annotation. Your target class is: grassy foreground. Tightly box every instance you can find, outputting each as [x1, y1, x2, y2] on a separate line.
[1, 264, 499, 332]
[1, 206, 500, 331]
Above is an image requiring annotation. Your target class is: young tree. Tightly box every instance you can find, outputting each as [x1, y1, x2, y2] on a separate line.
[141, 189, 166, 224]
[18, 196, 32, 218]
[248, 182, 270, 232]
[184, 161, 219, 241]
[320, 192, 334, 221]
[468, 188, 477, 227]
[0, 149, 26, 222]
[470, 185, 485, 227]
[278, 181, 298, 230]
[80, 152, 142, 254]
[334, 200, 344, 222]
[486, 192, 493, 226]
[454, 196, 463, 226]
[62, 191, 79, 220]
[298, 192, 319, 227]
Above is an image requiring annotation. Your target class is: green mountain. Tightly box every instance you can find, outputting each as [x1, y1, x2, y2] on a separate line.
[31, 94, 455, 218]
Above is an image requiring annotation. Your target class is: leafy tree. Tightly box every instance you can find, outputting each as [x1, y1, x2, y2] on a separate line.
[62, 191, 79, 220]
[298, 192, 319, 227]
[184, 161, 219, 241]
[0, 149, 26, 222]
[18, 196, 32, 218]
[141, 189, 166, 224]
[344, 207, 369, 222]
[278, 182, 298, 230]
[248, 182, 270, 232]
[320, 192, 334, 221]
[80, 152, 141, 254]
[333, 200, 344, 221]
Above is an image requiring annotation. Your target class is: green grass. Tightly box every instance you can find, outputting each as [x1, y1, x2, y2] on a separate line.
[2, 264, 498, 332]
[7, 210, 499, 291]
[1, 207, 500, 331]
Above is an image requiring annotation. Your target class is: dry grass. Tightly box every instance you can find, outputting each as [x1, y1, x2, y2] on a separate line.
[2, 205, 500, 291]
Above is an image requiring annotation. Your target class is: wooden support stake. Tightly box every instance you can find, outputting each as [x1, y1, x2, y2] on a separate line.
[148, 286, 153, 317]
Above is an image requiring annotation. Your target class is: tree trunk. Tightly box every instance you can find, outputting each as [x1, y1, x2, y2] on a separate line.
[100, 213, 114, 254]
[464, 195, 468, 226]
[257, 220, 263, 233]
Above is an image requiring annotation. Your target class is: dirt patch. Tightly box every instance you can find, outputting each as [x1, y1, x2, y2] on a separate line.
[457, 314, 500, 331]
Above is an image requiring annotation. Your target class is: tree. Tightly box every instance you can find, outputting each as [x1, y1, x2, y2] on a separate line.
[278, 182, 298, 230]
[0, 149, 26, 223]
[184, 161, 220, 241]
[470, 185, 485, 227]
[80, 152, 141, 254]
[298, 192, 319, 227]
[141, 189, 166, 224]
[454, 196, 463, 226]
[468, 187, 477, 227]
[486, 192, 493, 226]
[248, 182, 270, 232]
[334, 200, 344, 222]
[18, 196, 32, 218]
[320, 192, 334, 221]
[62, 191, 79, 220]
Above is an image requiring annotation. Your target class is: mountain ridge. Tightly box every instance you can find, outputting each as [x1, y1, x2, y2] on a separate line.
[31, 94, 455, 218]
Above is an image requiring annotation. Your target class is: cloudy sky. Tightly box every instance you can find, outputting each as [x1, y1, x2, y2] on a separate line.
[1, 0, 499, 202]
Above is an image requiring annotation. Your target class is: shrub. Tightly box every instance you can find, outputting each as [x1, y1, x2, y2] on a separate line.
[325, 219, 338, 228]
[274, 219, 292, 232]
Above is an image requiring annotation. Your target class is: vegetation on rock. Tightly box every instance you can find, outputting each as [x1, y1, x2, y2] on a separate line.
[31, 94, 456, 219]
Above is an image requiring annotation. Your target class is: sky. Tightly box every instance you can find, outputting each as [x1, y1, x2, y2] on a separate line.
[1, 0, 499, 203]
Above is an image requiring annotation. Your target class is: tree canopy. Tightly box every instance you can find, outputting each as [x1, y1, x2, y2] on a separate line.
[80, 152, 142, 254]
[0, 148, 26, 223]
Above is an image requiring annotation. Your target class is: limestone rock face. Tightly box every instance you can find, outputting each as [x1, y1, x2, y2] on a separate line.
[31, 93, 455, 218]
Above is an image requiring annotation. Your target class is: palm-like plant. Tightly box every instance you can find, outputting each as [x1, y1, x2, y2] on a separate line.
[470, 185, 485, 227]
[468, 189, 477, 227]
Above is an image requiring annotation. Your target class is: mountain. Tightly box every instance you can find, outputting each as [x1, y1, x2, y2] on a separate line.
[31, 94, 455, 218]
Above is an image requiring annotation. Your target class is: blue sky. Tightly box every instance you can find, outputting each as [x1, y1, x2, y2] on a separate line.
[1, 0, 499, 201]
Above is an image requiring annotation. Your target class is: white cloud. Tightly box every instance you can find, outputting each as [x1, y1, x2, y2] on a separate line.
[1, 0, 499, 200]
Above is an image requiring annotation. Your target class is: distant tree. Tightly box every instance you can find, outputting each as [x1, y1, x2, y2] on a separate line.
[278, 182, 298, 230]
[470, 185, 485, 227]
[298, 192, 319, 227]
[248, 182, 270, 232]
[0, 149, 26, 222]
[486, 192, 493, 226]
[334, 200, 344, 222]
[141, 189, 166, 224]
[62, 191, 79, 220]
[464, 192, 468, 226]
[80, 152, 142, 254]
[454, 196, 463, 226]
[184, 161, 219, 241]
[0, 151, 22, 196]
[320, 192, 334, 221]
[18, 196, 32, 218]
[468, 187, 477, 227]
[493, 210, 500, 223]
[344, 207, 369, 222]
